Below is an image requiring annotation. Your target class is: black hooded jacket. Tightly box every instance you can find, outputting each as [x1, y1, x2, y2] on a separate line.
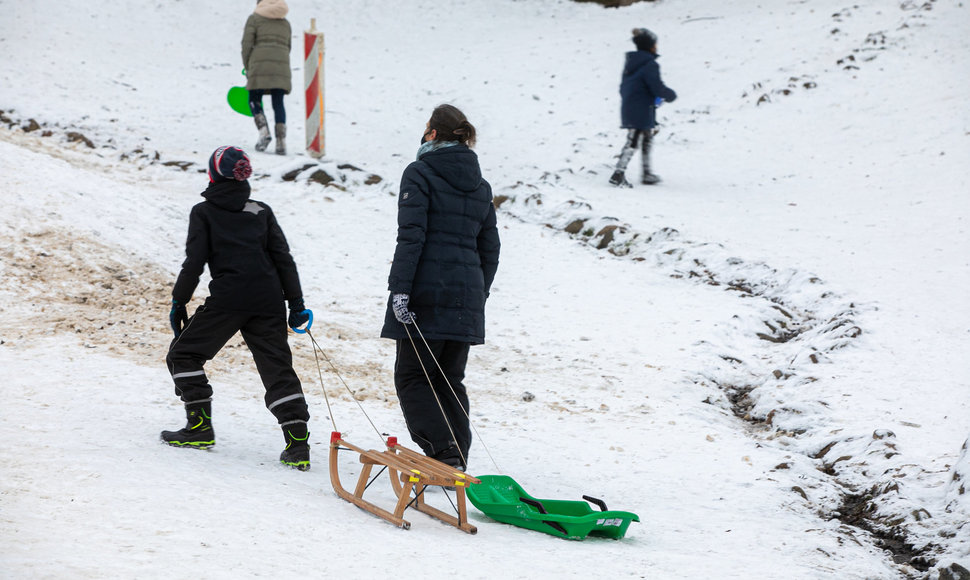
[380, 144, 501, 344]
[172, 180, 302, 314]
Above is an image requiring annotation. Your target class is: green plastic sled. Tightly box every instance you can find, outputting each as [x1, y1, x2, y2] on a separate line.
[466, 474, 639, 540]
[227, 86, 252, 117]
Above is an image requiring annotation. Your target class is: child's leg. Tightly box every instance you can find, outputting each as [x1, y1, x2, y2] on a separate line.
[166, 305, 242, 403]
[641, 130, 661, 184]
[240, 314, 309, 424]
[641, 129, 654, 174]
[614, 129, 643, 172]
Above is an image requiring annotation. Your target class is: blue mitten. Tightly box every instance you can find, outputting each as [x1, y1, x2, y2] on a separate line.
[288, 298, 311, 330]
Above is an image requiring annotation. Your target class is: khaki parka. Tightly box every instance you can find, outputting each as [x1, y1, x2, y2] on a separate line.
[241, 0, 292, 93]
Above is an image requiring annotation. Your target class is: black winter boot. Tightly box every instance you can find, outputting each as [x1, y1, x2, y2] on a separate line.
[609, 170, 633, 188]
[431, 445, 466, 472]
[279, 421, 310, 471]
[161, 400, 215, 449]
[254, 113, 271, 152]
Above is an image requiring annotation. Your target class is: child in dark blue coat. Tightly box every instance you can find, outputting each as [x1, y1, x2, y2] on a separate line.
[610, 28, 677, 187]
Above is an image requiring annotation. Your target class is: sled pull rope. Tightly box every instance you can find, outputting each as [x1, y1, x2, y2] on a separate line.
[305, 329, 384, 444]
[403, 321, 501, 474]
[402, 323, 463, 465]
[304, 329, 336, 431]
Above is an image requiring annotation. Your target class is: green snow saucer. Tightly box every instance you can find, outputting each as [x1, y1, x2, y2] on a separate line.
[227, 86, 252, 117]
[467, 474, 639, 540]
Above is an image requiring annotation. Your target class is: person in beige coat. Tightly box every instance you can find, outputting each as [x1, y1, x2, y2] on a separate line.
[242, 0, 292, 155]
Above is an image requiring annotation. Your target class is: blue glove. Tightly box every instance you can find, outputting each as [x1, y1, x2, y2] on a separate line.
[654, 96, 664, 107]
[288, 299, 311, 330]
[170, 300, 188, 338]
[392, 293, 416, 324]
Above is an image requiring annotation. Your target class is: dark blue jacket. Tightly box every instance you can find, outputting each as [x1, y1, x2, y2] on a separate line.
[173, 180, 302, 315]
[620, 50, 677, 130]
[381, 144, 501, 344]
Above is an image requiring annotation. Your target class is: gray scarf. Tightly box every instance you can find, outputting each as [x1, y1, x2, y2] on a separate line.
[416, 140, 459, 160]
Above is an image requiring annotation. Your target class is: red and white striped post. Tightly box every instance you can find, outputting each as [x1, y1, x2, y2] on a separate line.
[304, 19, 325, 158]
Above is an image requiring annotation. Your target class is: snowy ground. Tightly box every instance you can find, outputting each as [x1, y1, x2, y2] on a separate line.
[1, 0, 968, 578]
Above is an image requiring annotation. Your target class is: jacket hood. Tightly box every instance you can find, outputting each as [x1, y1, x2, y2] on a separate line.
[419, 145, 483, 192]
[624, 49, 657, 72]
[202, 180, 252, 211]
[254, 0, 288, 19]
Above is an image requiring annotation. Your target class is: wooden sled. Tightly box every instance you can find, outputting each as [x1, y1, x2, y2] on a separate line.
[328, 431, 481, 533]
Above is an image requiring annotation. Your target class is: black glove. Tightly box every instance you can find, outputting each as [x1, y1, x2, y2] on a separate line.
[170, 300, 188, 337]
[288, 298, 310, 330]
[392, 293, 415, 324]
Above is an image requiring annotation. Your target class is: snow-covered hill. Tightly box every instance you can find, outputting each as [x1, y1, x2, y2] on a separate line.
[1, 1, 968, 578]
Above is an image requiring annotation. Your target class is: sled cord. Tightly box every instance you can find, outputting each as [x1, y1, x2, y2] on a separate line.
[328, 432, 481, 533]
[301, 328, 479, 533]
[402, 322, 463, 466]
[306, 329, 384, 443]
[404, 321, 502, 474]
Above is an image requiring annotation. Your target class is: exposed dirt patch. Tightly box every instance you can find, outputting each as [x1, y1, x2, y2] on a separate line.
[835, 488, 935, 572]
[2, 227, 171, 360]
[1, 223, 390, 405]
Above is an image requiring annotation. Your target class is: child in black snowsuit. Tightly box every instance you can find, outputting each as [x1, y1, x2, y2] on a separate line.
[162, 145, 313, 471]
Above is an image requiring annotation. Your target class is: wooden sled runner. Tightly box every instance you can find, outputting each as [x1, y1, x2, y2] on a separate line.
[329, 431, 481, 533]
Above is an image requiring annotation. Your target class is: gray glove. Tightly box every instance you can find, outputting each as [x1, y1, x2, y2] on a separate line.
[392, 293, 416, 324]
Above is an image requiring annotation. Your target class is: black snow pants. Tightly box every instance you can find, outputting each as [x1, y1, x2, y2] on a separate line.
[166, 304, 309, 425]
[393, 339, 471, 460]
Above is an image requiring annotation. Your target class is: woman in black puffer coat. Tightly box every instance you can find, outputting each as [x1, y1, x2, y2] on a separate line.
[381, 104, 501, 471]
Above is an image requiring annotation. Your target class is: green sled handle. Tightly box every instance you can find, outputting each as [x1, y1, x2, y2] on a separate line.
[582, 495, 609, 511]
[519, 497, 568, 536]
[519, 494, 610, 536]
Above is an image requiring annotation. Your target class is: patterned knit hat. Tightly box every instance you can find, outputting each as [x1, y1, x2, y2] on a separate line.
[207, 146, 252, 182]
[632, 28, 657, 51]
